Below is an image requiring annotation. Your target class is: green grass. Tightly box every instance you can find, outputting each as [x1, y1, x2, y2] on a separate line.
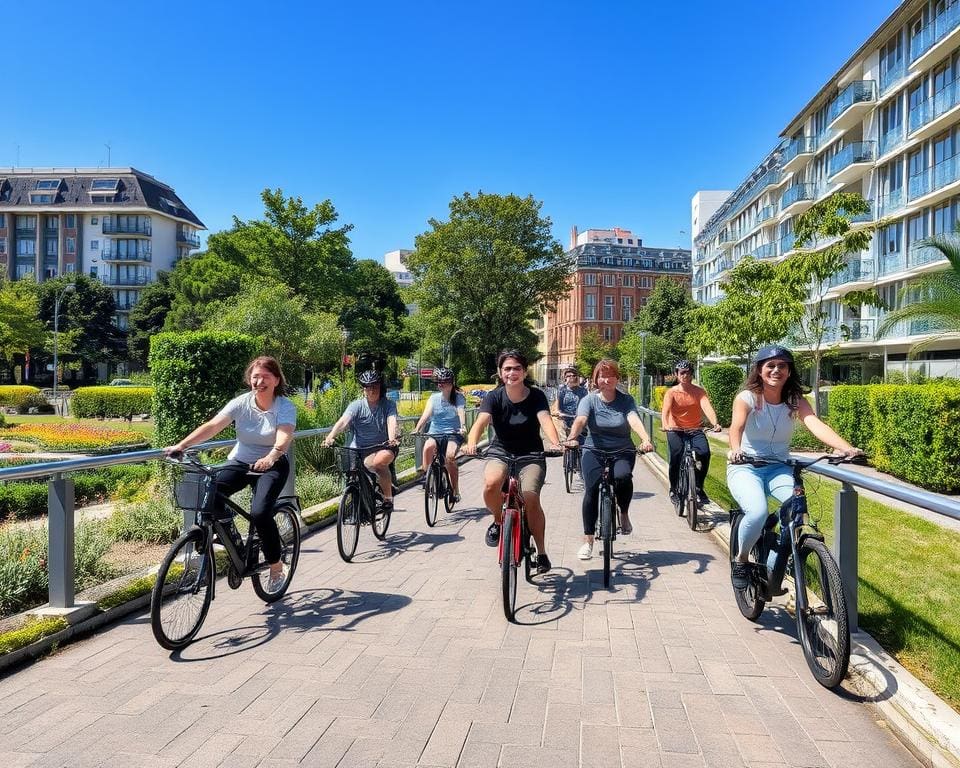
[96, 575, 156, 612]
[5, 414, 155, 438]
[0, 616, 68, 656]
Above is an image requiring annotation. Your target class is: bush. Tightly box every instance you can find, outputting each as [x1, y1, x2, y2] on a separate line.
[106, 496, 182, 545]
[699, 363, 744, 427]
[71, 387, 153, 419]
[18, 392, 54, 415]
[0, 386, 41, 409]
[886, 370, 907, 384]
[0, 616, 68, 656]
[0, 465, 153, 519]
[651, 386, 669, 411]
[295, 470, 342, 508]
[150, 331, 258, 448]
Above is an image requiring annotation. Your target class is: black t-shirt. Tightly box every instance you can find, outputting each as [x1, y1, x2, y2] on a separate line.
[479, 386, 549, 455]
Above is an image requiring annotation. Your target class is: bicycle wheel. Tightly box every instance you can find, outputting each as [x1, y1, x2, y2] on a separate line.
[150, 529, 214, 651]
[795, 538, 850, 688]
[675, 459, 687, 516]
[336, 487, 361, 562]
[372, 497, 391, 540]
[686, 457, 698, 530]
[729, 510, 766, 621]
[564, 450, 574, 493]
[501, 511, 518, 622]
[252, 505, 301, 602]
[600, 490, 614, 589]
[522, 512, 534, 584]
[442, 468, 454, 514]
[424, 466, 440, 527]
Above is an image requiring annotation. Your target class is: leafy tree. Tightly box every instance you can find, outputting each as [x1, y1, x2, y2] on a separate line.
[576, 328, 615, 373]
[407, 191, 572, 377]
[617, 329, 672, 379]
[626, 276, 696, 365]
[339, 259, 412, 361]
[127, 271, 174, 365]
[35, 274, 126, 365]
[0, 278, 46, 360]
[165, 251, 244, 331]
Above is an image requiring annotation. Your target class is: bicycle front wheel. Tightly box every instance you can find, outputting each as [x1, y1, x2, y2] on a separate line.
[675, 461, 687, 517]
[150, 528, 214, 651]
[686, 458, 698, 530]
[252, 505, 301, 602]
[442, 468, 454, 514]
[795, 538, 850, 688]
[564, 450, 575, 493]
[730, 510, 766, 621]
[337, 487, 361, 562]
[372, 498, 391, 540]
[600, 491, 614, 589]
[424, 466, 440, 527]
[501, 512, 518, 622]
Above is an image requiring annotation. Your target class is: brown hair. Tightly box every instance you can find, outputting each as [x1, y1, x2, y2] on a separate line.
[744, 356, 804, 414]
[591, 358, 621, 387]
[244, 356, 288, 396]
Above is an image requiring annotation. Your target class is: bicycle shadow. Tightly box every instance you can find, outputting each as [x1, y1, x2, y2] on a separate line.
[602, 548, 715, 603]
[351, 529, 464, 560]
[511, 567, 576, 626]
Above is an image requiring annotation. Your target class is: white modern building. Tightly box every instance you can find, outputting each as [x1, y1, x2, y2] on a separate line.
[0, 167, 204, 329]
[384, 248, 414, 288]
[693, 0, 960, 382]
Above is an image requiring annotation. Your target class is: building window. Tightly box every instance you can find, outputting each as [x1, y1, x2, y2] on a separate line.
[584, 273, 597, 286]
[91, 217, 98, 225]
[622, 296, 632, 322]
[91, 178, 119, 191]
[66, 263, 75, 273]
[604, 274, 615, 287]
[17, 240, 35, 256]
[603, 295, 614, 320]
[91, 240, 99, 251]
[603, 326, 613, 341]
[46, 239, 58, 257]
[0, 214, 5, 228]
[35, 179, 60, 190]
[29, 193, 54, 204]
[585, 293, 597, 320]
[66, 215, 76, 228]
[66, 238, 75, 253]
[623, 275, 634, 287]
[0, 238, 5, 254]
[89, 266, 97, 278]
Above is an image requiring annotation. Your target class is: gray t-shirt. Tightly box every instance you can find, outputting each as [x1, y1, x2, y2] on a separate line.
[217, 393, 297, 464]
[344, 396, 398, 449]
[577, 390, 639, 451]
[737, 390, 794, 460]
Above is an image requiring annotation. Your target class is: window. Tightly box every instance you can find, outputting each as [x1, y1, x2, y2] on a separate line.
[90, 240, 99, 251]
[91, 217, 98, 225]
[29, 194, 54, 204]
[16, 215, 36, 230]
[933, 201, 954, 234]
[66, 263, 75, 273]
[585, 293, 597, 320]
[90, 195, 114, 203]
[604, 274, 615, 287]
[639, 276, 652, 288]
[35, 179, 60, 190]
[0, 239, 5, 254]
[65, 215, 75, 228]
[17, 239, 35, 256]
[45, 216, 58, 230]
[90, 178, 119, 190]
[881, 220, 904, 254]
[46, 239, 58, 256]
[66, 237, 75, 253]
[584, 273, 597, 286]
[603, 327, 613, 341]
[623, 275, 634, 287]
[44, 267, 57, 279]
[622, 296, 632, 322]
[603, 295, 614, 320]
[0, 214, 5, 227]
[89, 266, 97, 278]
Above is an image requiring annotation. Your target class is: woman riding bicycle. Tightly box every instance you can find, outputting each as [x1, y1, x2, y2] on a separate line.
[562, 359, 654, 560]
[163, 355, 295, 590]
[551, 365, 587, 442]
[463, 350, 562, 574]
[324, 369, 400, 511]
[413, 366, 466, 502]
[727, 345, 862, 588]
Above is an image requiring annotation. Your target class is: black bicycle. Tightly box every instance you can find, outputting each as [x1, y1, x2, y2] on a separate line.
[729, 454, 863, 688]
[670, 428, 702, 530]
[420, 432, 458, 527]
[555, 415, 581, 493]
[333, 444, 394, 561]
[151, 453, 302, 651]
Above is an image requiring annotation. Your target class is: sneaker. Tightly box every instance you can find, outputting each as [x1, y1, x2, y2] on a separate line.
[669, 491, 680, 508]
[577, 542, 593, 560]
[619, 512, 633, 536]
[485, 522, 501, 547]
[267, 566, 286, 592]
[731, 561, 751, 590]
[452, 493, 461, 504]
[381, 499, 394, 512]
[697, 490, 710, 506]
[536, 554, 552, 574]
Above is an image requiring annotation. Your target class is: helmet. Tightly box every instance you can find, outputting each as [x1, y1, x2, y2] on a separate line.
[358, 369, 382, 386]
[562, 366, 578, 376]
[753, 345, 795, 366]
[674, 359, 693, 372]
[434, 367, 454, 383]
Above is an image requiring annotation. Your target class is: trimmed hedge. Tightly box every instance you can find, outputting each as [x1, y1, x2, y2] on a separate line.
[829, 384, 960, 492]
[0, 386, 41, 409]
[699, 363, 744, 427]
[71, 387, 153, 419]
[652, 386, 669, 411]
[0, 464, 152, 519]
[150, 331, 258, 448]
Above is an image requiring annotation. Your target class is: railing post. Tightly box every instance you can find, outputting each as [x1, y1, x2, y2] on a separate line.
[833, 482, 859, 632]
[47, 475, 76, 609]
[282, 445, 296, 499]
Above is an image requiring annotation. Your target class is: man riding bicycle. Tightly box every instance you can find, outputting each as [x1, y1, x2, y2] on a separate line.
[552, 365, 587, 442]
[661, 360, 721, 508]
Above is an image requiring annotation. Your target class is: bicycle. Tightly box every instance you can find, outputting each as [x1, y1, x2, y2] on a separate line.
[419, 432, 458, 527]
[332, 443, 394, 561]
[669, 428, 702, 530]
[554, 415, 582, 493]
[728, 453, 863, 688]
[150, 453, 302, 651]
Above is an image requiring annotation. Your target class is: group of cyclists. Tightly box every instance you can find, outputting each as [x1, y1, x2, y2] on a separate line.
[164, 345, 862, 589]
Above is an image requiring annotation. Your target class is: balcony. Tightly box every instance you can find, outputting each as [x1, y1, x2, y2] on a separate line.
[882, 317, 950, 338]
[823, 319, 875, 344]
[909, 241, 950, 269]
[101, 249, 151, 262]
[908, 153, 960, 206]
[101, 275, 149, 287]
[827, 81, 877, 133]
[878, 251, 906, 276]
[827, 141, 876, 184]
[752, 242, 778, 260]
[756, 205, 777, 225]
[908, 79, 960, 142]
[781, 136, 817, 174]
[827, 260, 874, 289]
[102, 219, 151, 236]
[910, 3, 960, 70]
[780, 233, 797, 256]
[878, 188, 905, 218]
[880, 58, 907, 96]
[779, 183, 816, 217]
[177, 231, 201, 248]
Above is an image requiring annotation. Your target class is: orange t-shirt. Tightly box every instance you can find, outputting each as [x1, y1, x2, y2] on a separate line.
[667, 387, 703, 429]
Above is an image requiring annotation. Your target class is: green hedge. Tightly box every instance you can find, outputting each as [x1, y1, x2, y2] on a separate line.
[71, 387, 153, 419]
[699, 362, 744, 427]
[829, 384, 960, 492]
[0, 386, 41, 409]
[652, 386, 669, 411]
[150, 331, 258, 448]
[0, 465, 153, 519]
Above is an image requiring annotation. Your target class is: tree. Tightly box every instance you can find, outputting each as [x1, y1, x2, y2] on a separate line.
[165, 251, 244, 331]
[617, 329, 672, 380]
[626, 276, 696, 365]
[338, 260, 413, 361]
[407, 191, 573, 377]
[0, 278, 45, 361]
[35, 274, 126, 366]
[576, 328, 615, 373]
[127, 271, 174, 366]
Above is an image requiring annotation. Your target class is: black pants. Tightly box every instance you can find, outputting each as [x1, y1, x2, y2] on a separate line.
[214, 456, 289, 564]
[667, 430, 710, 495]
[580, 450, 636, 535]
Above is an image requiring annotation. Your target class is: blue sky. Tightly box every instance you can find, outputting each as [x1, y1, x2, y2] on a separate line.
[7, 0, 896, 261]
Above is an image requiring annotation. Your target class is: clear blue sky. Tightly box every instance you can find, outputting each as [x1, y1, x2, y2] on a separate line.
[7, 0, 896, 261]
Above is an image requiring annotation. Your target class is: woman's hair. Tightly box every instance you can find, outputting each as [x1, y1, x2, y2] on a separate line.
[244, 356, 287, 396]
[591, 358, 621, 387]
[437, 377, 462, 405]
[744, 357, 805, 413]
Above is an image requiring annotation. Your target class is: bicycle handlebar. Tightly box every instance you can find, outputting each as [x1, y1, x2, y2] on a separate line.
[732, 453, 866, 468]
[579, 445, 652, 457]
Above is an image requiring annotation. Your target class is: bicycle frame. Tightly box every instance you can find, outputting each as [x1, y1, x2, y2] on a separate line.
[339, 447, 383, 521]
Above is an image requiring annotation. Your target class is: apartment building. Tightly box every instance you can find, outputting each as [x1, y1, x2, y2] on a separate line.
[693, 0, 960, 381]
[0, 167, 204, 329]
[544, 226, 691, 384]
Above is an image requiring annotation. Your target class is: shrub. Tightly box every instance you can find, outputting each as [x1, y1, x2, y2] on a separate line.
[886, 370, 907, 384]
[651, 386, 669, 411]
[296, 470, 342, 508]
[18, 392, 54, 415]
[699, 363, 744, 427]
[71, 387, 153, 419]
[0, 465, 153, 519]
[150, 331, 258, 448]
[0, 386, 41, 409]
[106, 496, 182, 545]
[0, 616, 68, 656]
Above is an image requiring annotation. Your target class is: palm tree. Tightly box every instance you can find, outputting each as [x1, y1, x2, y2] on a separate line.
[875, 234, 960, 351]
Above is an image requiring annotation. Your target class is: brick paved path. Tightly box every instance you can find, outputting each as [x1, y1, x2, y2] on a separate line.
[0, 457, 921, 768]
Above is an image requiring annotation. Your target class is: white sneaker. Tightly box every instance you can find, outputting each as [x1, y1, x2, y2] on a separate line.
[267, 566, 286, 592]
[577, 542, 593, 560]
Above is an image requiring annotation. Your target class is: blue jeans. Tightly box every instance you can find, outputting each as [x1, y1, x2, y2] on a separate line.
[726, 462, 793, 569]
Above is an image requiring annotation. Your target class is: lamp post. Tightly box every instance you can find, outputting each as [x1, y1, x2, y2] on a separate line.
[52, 283, 75, 405]
[638, 331, 649, 407]
[443, 326, 467, 367]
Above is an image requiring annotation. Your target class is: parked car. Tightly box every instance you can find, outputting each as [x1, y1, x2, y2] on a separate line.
[108, 379, 134, 386]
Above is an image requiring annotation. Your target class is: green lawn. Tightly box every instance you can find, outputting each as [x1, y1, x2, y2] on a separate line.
[651, 434, 960, 709]
[4, 414, 155, 438]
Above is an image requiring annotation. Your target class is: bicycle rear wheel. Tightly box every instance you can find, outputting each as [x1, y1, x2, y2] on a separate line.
[729, 510, 766, 621]
[150, 528, 214, 650]
[500, 511, 518, 622]
[600, 491, 614, 589]
[442, 468, 454, 514]
[252, 505, 301, 602]
[564, 450, 575, 493]
[675, 459, 687, 516]
[372, 498, 391, 540]
[337, 487, 361, 562]
[424, 466, 440, 527]
[686, 458, 698, 530]
[795, 538, 850, 688]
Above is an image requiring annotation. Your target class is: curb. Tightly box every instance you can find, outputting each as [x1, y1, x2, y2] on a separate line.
[640, 451, 960, 767]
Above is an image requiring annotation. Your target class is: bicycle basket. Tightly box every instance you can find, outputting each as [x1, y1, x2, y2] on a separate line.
[173, 470, 215, 514]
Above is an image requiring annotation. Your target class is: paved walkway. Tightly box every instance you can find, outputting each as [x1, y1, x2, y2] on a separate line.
[0, 457, 921, 768]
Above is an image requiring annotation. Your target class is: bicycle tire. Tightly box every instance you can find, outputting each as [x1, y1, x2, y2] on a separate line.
[336, 486, 361, 562]
[730, 510, 766, 621]
[501, 511, 518, 622]
[564, 450, 574, 494]
[442, 467, 454, 514]
[372, 497, 391, 540]
[150, 528, 214, 651]
[675, 458, 687, 516]
[424, 466, 440, 527]
[795, 538, 850, 688]
[252, 505, 301, 602]
[522, 510, 534, 584]
[600, 490, 614, 589]
[686, 457, 698, 530]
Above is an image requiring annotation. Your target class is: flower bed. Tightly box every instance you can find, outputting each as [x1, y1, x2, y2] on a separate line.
[0, 423, 147, 452]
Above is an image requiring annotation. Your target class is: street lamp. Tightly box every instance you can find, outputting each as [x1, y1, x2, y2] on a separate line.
[443, 326, 467, 367]
[52, 283, 75, 405]
[637, 331, 649, 407]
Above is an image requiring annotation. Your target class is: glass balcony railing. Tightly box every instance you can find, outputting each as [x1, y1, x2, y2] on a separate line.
[780, 233, 797, 254]
[177, 231, 201, 248]
[848, 204, 874, 224]
[909, 153, 960, 200]
[782, 136, 817, 164]
[718, 230, 733, 245]
[879, 125, 905, 156]
[878, 188, 905, 217]
[828, 260, 874, 288]
[101, 249, 152, 262]
[828, 142, 876, 177]
[880, 58, 907, 95]
[780, 184, 815, 209]
[822, 319, 875, 343]
[101, 275, 150, 286]
[910, 3, 960, 63]
[879, 251, 906, 275]
[102, 220, 152, 236]
[752, 242, 778, 259]
[828, 81, 877, 124]
[756, 205, 777, 224]
[909, 241, 949, 267]
[909, 79, 960, 134]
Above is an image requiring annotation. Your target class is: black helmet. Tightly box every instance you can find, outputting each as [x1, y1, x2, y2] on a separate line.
[358, 369, 382, 386]
[753, 345, 795, 366]
[674, 359, 693, 372]
[434, 367, 454, 383]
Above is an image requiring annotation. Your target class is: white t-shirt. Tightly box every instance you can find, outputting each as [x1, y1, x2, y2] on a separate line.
[737, 390, 794, 460]
[217, 393, 297, 464]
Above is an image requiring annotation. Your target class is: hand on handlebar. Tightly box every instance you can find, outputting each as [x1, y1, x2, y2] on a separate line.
[727, 449, 745, 464]
[163, 445, 185, 459]
[562, 439, 580, 449]
[710, 423, 722, 433]
[837, 447, 864, 460]
[638, 441, 654, 454]
[462, 443, 478, 456]
[544, 442, 563, 454]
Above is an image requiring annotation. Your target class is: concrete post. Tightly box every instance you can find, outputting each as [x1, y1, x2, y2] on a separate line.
[47, 476, 76, 609]
[833, 482, 859, 632]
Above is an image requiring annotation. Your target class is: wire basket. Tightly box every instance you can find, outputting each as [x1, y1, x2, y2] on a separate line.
[173, 469, 215, 514]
